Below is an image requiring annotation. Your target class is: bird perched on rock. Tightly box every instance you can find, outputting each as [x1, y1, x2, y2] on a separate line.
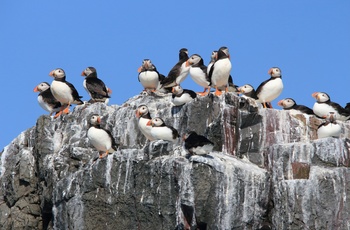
[237, 84, 258, 99]
[186, 54, 211, 96]
[208, 46, 232, 96]
[87, 114, 118, 158]
[146, 117, 179, 142]
[317, 112, 341, 139]
[183, 131, 214, 155]
[49, 68, 84, 118]
[172, 85, 197, 106]
[137, 59, 165, 92]
[33, 82, 62, 116]
[161, 48, 190, 88]
[277, 98, 314, 115]
[81, 67, 111, 104]
[135, 105, 155, 141]
[255, 67, 283, 108]
[312, 92, 350, 121]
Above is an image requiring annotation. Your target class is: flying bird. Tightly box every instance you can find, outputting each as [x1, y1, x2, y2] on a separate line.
[135, 105, 155, 141]
[277, 98, 314, 115]
[208, 46, 232, 96]
[49, 68, 84, 118]
[172, 85, 197, 106]
[183, 131, 214, 155]
[161, 48, 190, 88]
[317, 112, 341, 139]
[87, 114, 118, 158]
[312, 92, 350, 121]
[81, 67, 111, 104]
[137, 59, 165, 92]
[255, 67, 283, 108]
[33, 82, 62, 116]
[146, 117, 179, 142]
[186, 54, 210, 96]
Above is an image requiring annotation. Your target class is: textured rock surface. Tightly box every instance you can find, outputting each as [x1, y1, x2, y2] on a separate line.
[1, 92, 350, 229]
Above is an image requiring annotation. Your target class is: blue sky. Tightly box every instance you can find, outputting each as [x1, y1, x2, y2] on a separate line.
[1, 1, 350, 150]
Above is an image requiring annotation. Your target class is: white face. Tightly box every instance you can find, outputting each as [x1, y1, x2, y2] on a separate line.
[188, 54, 201, 66]
[238, 84, 254, 93]
[268, 67, 281, 78]
[138, 105, 149, 115]
[37, 82, 50, 92]
[51, 68, 66, 79]
[283, 98, 296, 108]
[90, 114, 101, 125]
[210, 51, 217, 61]
[83, 67, 94, 76]
[151, 117, 165, 127]
[172, 85, 183, 95]
[316, 92, 330, 103]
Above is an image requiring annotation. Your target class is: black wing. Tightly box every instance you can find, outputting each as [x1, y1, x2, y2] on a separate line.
[86, 78, 109, 99]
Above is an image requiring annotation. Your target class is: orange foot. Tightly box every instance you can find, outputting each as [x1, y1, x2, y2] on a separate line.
[63, 105, 70, 114]
[54, 110, 63, 119]
[99, 151, 109, 159]
[214, 88, 222, 96]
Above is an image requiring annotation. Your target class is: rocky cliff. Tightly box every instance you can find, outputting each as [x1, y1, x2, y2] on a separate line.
[1, 92, 350, 230]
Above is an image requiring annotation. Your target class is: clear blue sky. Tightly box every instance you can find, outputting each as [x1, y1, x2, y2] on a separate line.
[1, 1, 349, 150]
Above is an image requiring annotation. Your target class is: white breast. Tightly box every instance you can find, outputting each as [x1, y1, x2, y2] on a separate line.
[37, 95, 54, 113]
[257, 78, 283, 103]
[51, 81, 73, 104]
[211, 59, 231, 88]
[87, 127, 112, 152]
[172, 93, 194, 106]
[313, 103, 349, 121]
[175, 62, 190, 85]
[83, 79, 93, 99]
[317, 123, 341, 138]
[139, 71, 159, 89]
[138, 117, 155, 141]
[191, 144, 214, 155]
[151, 126, 177, 142]
[189, 67, 209, 88]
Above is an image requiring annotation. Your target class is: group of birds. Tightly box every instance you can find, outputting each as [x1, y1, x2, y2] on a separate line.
[33, 46, 350, 158]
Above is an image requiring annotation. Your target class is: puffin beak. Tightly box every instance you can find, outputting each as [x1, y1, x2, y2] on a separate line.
[185, 60, 190, 67]
[81, 71, 86, 76]
[268, 68, 273, 75]
[49, 70, 55, 77]
[146, 120, 152, 126]
[172, 87, 175, 93]
[33, 86, 39, 92]
[237, 87, 243, 93]
[97, 117, 101, 124]
[107, 88, 112, 95]
[135, 110, 141, 118]
[137, 66, 142, 73]
[277, 100, 284, 107]
[311, 92, 318, 99]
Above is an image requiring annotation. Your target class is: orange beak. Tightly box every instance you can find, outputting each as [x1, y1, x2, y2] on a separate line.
[185, 60, 190, 67]
[146, 120, 152, 126]
[135, 110, 141, 118]
[268, 68, 273, 75]
[107, 88, 112, 95]
[277, 100, 284, 107]
[97, 117, 101, 124]
[81, 71, 86, 76]
[33, 86, 39, 92]
[49, 70, 55, 77]
[172, 87, 176, 93]
[311, 92, 319, 99]
[237, 87, 243, 93]
[137, 66, 142, 73]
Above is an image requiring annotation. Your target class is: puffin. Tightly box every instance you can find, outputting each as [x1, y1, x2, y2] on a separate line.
[317, 112, 341, 139]
[161, 48, 190, 88]
[237, 84, 258, 100]
[171, 85, 197, 106]
[208, 46, 232, 96]
[135, 105, 155, 141]
[255, 67, 283, 108]
[33, 82, 62, 116]
[186, 54, 210, 96]
[312, 92, 350, 121]
[277, 98, 314, 115]
[137, 59, 165, 92]
[183, 131, 214, 155]
[49, 68, 84, 118]
[87, 114, 118, 158]
[146, 117, 179, 142]
[81, 67, 111, 104]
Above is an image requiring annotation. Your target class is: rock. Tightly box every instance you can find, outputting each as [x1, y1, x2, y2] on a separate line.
[1, 92, 350, 229]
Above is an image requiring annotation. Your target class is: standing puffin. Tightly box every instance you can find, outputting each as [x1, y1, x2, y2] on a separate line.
[161, 48, 190, 88]
[81, 67, 111, 104]
[317, 112, 341, 139]
[186, 54, 211, 96]
[183, 131, 214, 155]
[255, 67, 283, 108]
[208, 46, 232, 96]
[277, 98, 314, 115]
[146, 117, 179, 142]
[87, 114, 118, 158]
[312, 92, 350, 121]
[49, 68, 84, 118]
[33, 82, 62, 116]
[172, 85, 197, 106]
[137, 59, 165, 92]
[135, 105, 155, 141]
